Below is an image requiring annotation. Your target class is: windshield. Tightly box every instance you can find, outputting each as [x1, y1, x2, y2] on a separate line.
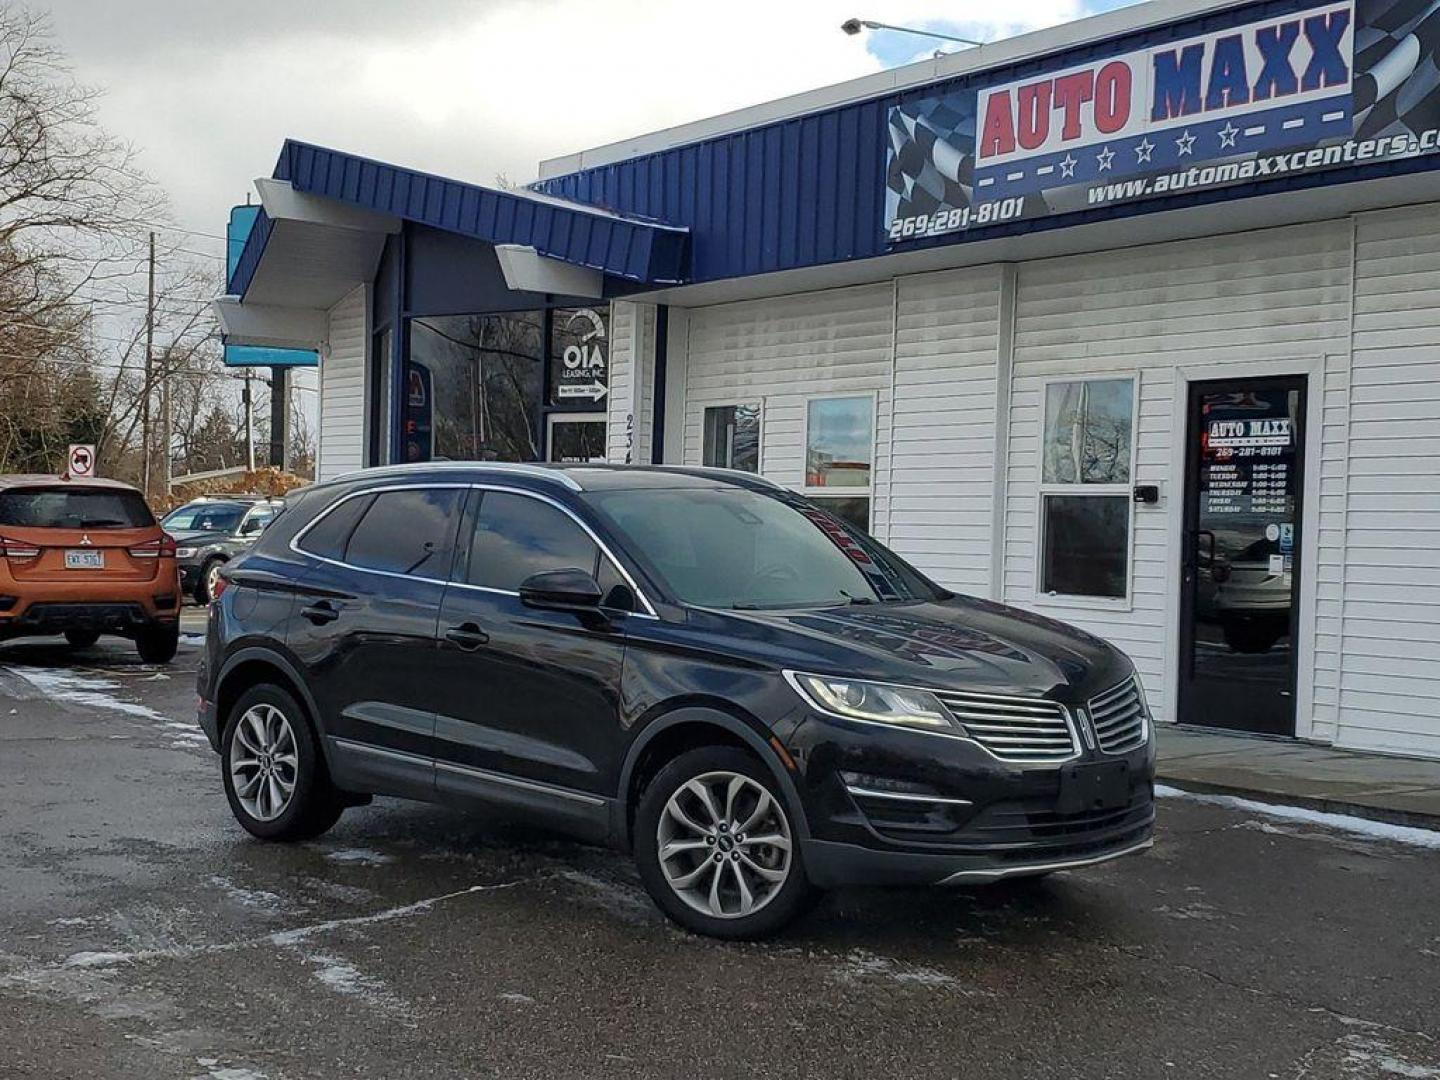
[0, 487, 155, 529]
[586, 487, 941, 610]
[163, 503, 245, 533]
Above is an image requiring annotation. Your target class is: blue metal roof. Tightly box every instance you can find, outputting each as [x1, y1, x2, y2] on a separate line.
[228, 140, 689, 297]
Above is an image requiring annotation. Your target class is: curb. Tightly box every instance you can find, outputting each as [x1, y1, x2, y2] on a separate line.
[1154, 775, 1440, 833]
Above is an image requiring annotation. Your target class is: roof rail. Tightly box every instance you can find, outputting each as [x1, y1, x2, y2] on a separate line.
[648, 465, 786, 491]
[331, 461, 584, 492]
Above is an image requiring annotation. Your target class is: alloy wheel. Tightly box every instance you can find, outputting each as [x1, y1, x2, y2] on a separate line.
[206, 562, 223, 602]
[229, 703, 299, 822]
[656, 770, 792, 919]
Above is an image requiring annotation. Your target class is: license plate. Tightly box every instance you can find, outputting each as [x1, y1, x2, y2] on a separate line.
[1057, 761, 1131, 815]
[64, 549, 104, 570]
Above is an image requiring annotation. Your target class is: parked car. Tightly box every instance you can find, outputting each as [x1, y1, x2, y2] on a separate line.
[163, 496, 283, 604]
[0, 475, 181, 662]
[197, 463, 1155, 939]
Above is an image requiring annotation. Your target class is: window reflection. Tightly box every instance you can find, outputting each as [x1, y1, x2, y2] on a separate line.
[407, 314, 544, 463]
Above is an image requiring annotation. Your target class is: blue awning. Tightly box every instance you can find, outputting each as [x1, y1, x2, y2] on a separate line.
[227, 140, 688, 298]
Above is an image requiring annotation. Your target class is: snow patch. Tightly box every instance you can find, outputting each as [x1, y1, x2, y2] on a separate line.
[9, 668, 169, 723]
[833, 949, 962, 989]
[323, 848, 394, 866]
[207, 1068, 269, 1080]
[1342, 1034, 1440, 1078]
[556, 869, 655, 923]
[209, 876, 287, 912]
[1154, 785, 1440, 850]
[62, 951, 132, 969]
[499, 991, 536, 1005]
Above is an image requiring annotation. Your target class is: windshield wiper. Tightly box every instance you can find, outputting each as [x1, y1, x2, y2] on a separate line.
[80, 518, 125, 527]
[838, 590, 875, 606]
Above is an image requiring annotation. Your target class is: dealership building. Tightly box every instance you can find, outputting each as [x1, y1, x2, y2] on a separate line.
[215, 0, 1440, 759]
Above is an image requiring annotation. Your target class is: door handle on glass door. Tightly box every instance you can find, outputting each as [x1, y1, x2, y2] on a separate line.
[444, 623, 490, 650]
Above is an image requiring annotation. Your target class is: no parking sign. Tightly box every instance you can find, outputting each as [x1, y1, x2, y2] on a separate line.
[67, 443, 95, 478]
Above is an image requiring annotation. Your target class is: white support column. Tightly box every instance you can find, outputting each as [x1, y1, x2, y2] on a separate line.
[988, 265, 1018, 603]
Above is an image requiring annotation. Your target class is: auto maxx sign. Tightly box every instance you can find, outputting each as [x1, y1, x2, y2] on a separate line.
[885, 0, 1440, 242]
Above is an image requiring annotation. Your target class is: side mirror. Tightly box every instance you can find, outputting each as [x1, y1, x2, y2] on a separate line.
[518, 567, 603, 611]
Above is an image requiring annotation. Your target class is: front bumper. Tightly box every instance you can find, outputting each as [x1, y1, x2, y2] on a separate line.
[786, 708, 1157, 889]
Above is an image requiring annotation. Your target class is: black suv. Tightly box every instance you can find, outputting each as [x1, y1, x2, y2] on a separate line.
[197, 463, 1155, 939]
[163, 497, 282, 603]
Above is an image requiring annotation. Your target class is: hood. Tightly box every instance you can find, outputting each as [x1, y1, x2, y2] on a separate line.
[691, 595, 1131, 702]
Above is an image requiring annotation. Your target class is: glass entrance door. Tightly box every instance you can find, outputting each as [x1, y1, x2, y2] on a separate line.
[1179, 376, 1307, 736]
[546, 414, 607, 463]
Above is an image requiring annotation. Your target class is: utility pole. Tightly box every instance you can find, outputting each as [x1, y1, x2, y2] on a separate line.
[160, 346, 172, 495]
[242, 369, 255, 471]
[141, 231, 155, 495]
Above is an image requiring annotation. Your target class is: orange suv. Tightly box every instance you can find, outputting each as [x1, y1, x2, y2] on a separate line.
[0, 475, 182, 662]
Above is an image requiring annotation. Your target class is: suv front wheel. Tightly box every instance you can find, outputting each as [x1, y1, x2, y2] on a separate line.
[221, 684, 343, 841]
[634, 746, 817, 940]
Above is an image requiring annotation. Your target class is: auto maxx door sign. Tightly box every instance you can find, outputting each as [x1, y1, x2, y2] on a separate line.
[886, 0, 1440, 241]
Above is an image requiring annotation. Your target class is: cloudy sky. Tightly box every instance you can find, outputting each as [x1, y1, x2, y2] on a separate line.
[42, 0, 1141, 245]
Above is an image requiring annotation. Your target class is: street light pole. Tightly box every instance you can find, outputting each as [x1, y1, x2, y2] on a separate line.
[840, 18, 983, 47]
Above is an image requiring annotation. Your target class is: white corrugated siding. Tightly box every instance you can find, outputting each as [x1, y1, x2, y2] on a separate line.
[1002, 222, 1354, 727]
[887, 266, 1007, 596]
[1340, 206, 1440, 757]
[317, 286, 367, 482]
[606, 301, 645, 464]
[681, 285, 894, 516]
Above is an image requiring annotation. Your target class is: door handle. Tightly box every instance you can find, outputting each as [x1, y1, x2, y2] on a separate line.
[301, 601, 341, 625]
[444, 622, 490, 650]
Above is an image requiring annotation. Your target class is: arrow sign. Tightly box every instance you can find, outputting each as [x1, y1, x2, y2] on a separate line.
[557, 382, 608, 402]
[67, 443, 95, 478]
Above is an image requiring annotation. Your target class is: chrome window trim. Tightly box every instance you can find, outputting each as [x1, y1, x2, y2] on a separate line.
[289, 481, 659, 619]
[331, 736, 430, 767]
[782, 669, 1083, 766]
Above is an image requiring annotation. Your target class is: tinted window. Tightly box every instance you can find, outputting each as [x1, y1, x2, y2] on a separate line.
[468, 492, 597, 591]
[345, 489, 461, 576]
[163, 503, 246, 532]
[297, 493, 373, 561]
[0, 487, 154, 529]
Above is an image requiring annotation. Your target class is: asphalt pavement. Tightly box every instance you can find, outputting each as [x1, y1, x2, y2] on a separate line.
[1, 615, 1437, 1080]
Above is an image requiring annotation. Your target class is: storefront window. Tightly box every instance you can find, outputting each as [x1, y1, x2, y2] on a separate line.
[805, 395, 874, 533]
[1039, 378, 1136, 600]
[702, 403, 760, 473]
[406, 313, 544, 463]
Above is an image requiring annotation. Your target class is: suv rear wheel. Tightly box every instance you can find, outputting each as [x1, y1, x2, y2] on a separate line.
[221, 683, 343, 841]
[135, 623, 179, 664]
[634, 746, 817, 940]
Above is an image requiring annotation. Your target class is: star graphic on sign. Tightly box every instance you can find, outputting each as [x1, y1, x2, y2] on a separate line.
[1176, 130, 1197, 156]
[1218, 122, 1239, 149]
[1096, 145, 1115, 172]
[1135, 138, 1155, 163]
[1059, 154, 1078, 179]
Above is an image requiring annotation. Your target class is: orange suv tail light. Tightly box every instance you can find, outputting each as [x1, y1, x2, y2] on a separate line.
[0, 536, 41, 559]
[130, 534, 177, 559]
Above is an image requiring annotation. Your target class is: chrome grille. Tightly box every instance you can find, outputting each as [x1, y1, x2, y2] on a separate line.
[933, 690, 1077, 763]
[1089, 678, 1148, 754]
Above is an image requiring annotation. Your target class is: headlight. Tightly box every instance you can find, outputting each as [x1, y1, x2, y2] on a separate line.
[175, 547, 197, 559]
[786, 672, 956, 732]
